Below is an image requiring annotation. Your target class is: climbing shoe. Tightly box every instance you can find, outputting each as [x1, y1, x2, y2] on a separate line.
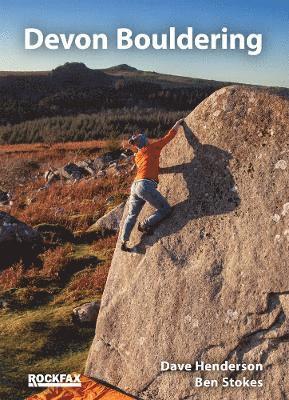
[138, 222, 154, 235]
[121, 241, 131, 252]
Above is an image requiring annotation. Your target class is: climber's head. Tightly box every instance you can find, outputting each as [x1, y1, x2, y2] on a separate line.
[128, 133, 148, 149]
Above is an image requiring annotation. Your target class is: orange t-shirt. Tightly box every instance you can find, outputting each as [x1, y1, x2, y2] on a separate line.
[134, 128, 177, 182]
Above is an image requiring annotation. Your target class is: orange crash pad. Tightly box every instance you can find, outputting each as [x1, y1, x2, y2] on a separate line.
[26, 374, 136, 400]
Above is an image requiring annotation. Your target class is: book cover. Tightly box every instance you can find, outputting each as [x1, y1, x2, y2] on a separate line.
[0, 1, 288, 399]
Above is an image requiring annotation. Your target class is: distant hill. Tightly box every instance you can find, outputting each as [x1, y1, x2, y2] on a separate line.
[103, 64, 139, 73]
[0, 62, 287, 144]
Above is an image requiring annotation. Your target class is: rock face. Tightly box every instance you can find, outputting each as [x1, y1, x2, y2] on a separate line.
[87, 202, 125, 234]
[0, 212, 43, 267]
[85, 86, 289, 400]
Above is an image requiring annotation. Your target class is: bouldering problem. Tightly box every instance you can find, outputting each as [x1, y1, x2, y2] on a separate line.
[85, 86, 289, 400]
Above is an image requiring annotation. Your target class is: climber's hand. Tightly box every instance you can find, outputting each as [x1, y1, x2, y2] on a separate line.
[172, 118, 184, 130]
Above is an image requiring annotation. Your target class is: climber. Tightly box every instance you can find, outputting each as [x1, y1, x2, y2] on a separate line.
[120, 118, 184, 252]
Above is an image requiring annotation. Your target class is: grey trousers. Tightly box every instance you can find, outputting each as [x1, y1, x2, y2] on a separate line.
[121, 179, 172, 242]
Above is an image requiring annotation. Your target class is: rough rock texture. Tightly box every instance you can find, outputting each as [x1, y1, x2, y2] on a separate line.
[87, 203, 125, 234]
[85, 86, 289, 400]
[72, 301, 100, 325]
[0, 211, 43, 267]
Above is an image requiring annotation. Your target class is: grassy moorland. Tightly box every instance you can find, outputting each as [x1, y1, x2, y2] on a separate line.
[0, 139, 133, 399]
[0, 62, 227, 144]
[0, 63, 238, 399]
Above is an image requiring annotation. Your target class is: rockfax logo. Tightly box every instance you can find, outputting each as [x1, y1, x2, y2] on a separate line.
[28, 373, 81, 387]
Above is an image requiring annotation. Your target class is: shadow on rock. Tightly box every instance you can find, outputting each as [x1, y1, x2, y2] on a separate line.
[137, 122, 241, 248]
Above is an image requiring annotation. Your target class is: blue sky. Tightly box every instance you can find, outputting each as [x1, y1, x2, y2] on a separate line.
[0, 0, 288, 87]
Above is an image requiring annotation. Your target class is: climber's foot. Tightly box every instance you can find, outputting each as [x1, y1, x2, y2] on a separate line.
[121, 241, 131, 252]
[138, 222, 154, 236]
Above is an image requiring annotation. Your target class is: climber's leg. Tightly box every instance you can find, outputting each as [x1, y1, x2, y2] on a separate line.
[135, 179, 172, 229]
[121, 183, 145, 243]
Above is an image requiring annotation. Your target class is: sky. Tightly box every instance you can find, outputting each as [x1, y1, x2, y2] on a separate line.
[0, 0, 288, 87]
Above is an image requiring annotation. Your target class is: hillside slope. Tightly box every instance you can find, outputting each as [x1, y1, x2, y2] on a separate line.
[85, 86, 289, 399]
[2, 62, 288, 145]
[0, 139, 133, 400]
[0, 62, 226, 125]
[0, 62, 233, 144]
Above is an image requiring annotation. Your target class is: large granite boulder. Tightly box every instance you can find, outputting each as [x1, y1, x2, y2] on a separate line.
[85, 86, 289, 400]
[0, 212, 43, 267]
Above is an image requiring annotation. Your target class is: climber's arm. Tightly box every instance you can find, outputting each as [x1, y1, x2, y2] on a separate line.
[154, 128, 177, 149]
[154, 119, 184, 150]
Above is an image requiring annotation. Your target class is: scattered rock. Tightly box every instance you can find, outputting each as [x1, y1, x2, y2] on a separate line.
[0, 211, 43, 268]
[72, 301, 100, 325]
[86, 203, 125, 234]
[60, 162, 89, 181]
[44, 168, 60, 185]
[0, 189, 11, 206]
[75, 159, 95, 175]
[93, 149, 132, 172]
[105, 163, 121, 177]
[43, 148, 133, 186]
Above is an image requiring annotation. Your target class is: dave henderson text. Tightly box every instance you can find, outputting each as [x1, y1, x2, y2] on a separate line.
[161, 361, 263, 388]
